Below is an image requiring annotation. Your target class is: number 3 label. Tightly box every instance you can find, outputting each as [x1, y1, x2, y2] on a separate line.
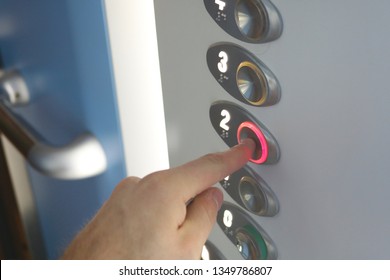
[218, 51, 228, 73]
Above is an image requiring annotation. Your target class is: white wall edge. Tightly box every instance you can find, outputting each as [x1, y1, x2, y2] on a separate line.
[104, 0, 170, 177]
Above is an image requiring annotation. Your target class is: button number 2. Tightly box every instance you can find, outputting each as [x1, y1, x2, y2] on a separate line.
[220, 109, 231, 131]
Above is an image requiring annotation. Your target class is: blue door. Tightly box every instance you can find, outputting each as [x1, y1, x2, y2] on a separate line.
[0, 0, 126, 259]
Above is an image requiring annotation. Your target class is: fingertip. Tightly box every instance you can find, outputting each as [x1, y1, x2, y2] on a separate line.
[239, 137, 256, 160]
[209, 188, 223, 211]
[181, 187, 223, 242]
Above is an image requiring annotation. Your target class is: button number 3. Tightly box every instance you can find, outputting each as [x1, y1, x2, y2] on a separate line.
[218, 51, 229, 73]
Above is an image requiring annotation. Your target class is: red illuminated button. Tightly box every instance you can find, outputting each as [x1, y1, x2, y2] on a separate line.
[237, 121, 268, 164]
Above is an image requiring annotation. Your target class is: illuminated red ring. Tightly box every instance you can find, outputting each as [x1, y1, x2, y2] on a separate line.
[237, 121, 268, 164]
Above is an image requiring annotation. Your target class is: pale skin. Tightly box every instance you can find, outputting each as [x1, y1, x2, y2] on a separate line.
[62, 139, 255, 259]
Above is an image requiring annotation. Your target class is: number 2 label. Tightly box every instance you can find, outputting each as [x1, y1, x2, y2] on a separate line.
[220, 109, 231, 131]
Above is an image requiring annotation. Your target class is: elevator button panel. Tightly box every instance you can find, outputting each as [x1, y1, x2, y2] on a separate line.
[220, 165, 279, 216]
[210, 101, 280, 164]
[204, 0, 283, 43]
[217, 202, 277, 260]
[207, 43, 281, 107]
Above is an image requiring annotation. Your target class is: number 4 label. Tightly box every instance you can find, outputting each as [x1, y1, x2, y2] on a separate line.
[215, 0, 226, 11]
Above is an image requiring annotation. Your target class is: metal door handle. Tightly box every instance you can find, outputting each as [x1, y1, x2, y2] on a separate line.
[0, 70, 107, 180]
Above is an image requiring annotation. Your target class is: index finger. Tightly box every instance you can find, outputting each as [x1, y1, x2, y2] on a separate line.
[163, 138, 255, 202]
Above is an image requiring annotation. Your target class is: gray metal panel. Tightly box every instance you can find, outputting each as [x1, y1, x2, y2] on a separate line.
[155, 0, 390, 259]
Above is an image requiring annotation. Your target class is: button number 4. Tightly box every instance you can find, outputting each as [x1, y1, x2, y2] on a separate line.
[215, 0, 226, 11]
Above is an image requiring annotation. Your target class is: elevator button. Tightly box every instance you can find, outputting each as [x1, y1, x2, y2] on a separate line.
[239, 176, 266, 213]
[236, 225, 268, 260]
[220, 165, 279, 216]
[237, 121, 268, 164]
[217, 202, 277, 259]
[207, 43, 281, 107]
[210, 101, 280, 164]
[237, 62, 267, 105]
[235, 0, 267, 41]
[204, 0, 283, 43]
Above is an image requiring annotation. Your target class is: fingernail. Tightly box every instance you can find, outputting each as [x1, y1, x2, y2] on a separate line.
[211, 189, 223, 210]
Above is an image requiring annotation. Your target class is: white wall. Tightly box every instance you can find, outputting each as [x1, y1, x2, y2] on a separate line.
[104, 0, 169, 177]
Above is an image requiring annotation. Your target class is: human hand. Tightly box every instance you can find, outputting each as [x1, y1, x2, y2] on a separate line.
[61, 139, 255, 259]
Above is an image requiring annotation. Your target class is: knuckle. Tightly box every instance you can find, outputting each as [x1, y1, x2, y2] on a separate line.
[125, 176, 141, 185]
[140, 170, 167, 189]
[112, 176, 140, 195]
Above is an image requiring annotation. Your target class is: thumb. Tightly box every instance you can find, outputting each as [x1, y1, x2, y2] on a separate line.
[179, 187, 223, 254]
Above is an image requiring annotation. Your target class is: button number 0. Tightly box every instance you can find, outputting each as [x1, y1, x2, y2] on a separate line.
[223, 210, 233, 228]
[215, 0, 226, 10]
